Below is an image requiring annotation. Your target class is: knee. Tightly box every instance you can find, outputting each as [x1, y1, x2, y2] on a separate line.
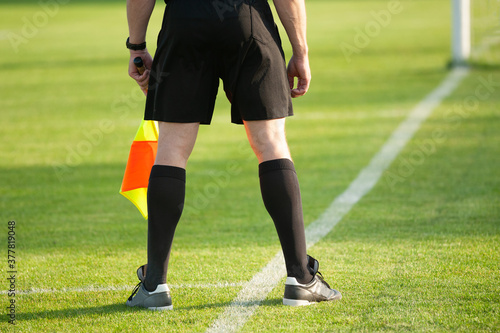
[245, 121, 291, 163]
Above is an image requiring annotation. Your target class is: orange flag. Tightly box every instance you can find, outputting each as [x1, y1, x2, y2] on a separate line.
[120, 120, 158, 219]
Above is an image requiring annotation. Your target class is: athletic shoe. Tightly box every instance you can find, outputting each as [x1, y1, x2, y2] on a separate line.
[283, 255, 342, 306]
[136, 264, 147, 282]
[126, 282, 173, 310]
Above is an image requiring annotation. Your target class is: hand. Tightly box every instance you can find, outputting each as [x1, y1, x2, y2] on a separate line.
[128, 49, 153, 96]
[287, 54, 311, 98]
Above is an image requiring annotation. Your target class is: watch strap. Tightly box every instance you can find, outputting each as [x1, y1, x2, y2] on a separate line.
[126, 37, 146, 51]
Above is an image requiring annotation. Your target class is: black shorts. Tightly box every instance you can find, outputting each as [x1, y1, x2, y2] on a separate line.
[144, 0, 293, 125]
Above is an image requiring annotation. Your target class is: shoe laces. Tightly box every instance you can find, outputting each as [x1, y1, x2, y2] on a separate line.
[128, 282, 142, 301]
[315, 271, 331, 289]
[307, 255, 330, 288]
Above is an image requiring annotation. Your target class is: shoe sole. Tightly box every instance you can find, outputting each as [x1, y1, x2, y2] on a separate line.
[283, 298, 315, 306]
[127, 302, 174, 311]
[283, 291, 342, 306]
[148, 305, 174, 311]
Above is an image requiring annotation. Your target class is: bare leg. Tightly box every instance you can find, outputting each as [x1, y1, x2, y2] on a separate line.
[244, 118, 291, 163]
[155, 122, 200, 168]
[244, 118, 313, 283]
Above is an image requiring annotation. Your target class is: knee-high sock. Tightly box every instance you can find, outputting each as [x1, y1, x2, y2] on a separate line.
[259, 158, 313, 284]
[144, 165, 186, 291]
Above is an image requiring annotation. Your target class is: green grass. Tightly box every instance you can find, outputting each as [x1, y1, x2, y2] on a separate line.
[1, 0, 499, 332]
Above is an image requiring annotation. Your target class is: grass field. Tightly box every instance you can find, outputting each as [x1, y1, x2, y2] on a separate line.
[1, 0, 499, 332]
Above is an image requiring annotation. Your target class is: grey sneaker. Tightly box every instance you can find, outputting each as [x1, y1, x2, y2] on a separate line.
[126, 282, 173, 310]
[136, 264, 147, 282]
[283, 255, 342, 306]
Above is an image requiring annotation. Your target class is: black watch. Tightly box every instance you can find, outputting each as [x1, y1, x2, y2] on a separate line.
[126, 37, 146, 51]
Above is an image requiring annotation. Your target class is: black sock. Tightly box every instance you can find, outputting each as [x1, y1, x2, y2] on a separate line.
[144, 165, 186, 291]
[259, 158, 313, 284]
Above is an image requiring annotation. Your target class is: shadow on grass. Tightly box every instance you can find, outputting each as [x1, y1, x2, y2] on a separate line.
[175, 298, 282, 311]
[17, 303, 128, 322]
[16, 298, 282, 321]
[445, 60, 500, 72]
[259, 298, 282, 307]
[468, 61, 500, 72]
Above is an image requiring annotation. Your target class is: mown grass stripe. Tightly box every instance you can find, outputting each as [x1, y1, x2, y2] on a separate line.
[206, 67, 470, 333]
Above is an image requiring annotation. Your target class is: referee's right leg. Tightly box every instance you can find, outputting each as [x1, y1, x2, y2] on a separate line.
[145, 122, 199, 292]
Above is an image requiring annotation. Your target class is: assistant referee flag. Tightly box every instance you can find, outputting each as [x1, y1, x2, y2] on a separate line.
[120, 119, 158, 219]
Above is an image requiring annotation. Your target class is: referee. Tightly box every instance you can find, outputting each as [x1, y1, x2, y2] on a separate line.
[125, 0, 341, 309]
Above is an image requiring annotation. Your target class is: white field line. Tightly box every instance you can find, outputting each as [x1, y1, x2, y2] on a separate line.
[0, 281, 245, 296]
[206, 67, 470, 333]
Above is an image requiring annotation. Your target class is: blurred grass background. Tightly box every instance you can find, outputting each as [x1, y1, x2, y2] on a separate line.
[0, 0, 499, 331]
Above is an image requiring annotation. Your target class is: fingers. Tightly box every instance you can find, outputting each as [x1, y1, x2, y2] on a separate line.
[136, 69, 150, 89]
[288, 73, 295, 90]
[291, 78, 309, 98]
[129, 66, 150, 96]
[128, 51, 153, 96]
[287, 55, 311, 98]
[137, 71, 149, 96]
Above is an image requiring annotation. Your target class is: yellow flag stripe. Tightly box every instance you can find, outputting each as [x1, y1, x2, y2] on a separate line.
[134, 120, 159, 142]
[120, 187, 149, 219]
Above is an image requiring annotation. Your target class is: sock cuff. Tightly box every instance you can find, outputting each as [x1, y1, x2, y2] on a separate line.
[150, 165, 186, 182]
[259, 158, 295, 177]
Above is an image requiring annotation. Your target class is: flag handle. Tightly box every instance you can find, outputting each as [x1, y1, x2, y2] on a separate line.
[133, 57, 146, 75]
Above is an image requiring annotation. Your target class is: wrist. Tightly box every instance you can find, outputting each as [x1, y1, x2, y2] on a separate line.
[292, 51, 309, 59]
[292, 45, 309, 58]
[126, 37, 146, 51]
